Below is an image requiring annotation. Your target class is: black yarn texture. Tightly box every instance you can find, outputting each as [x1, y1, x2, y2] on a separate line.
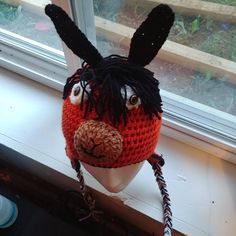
[128, 4, 175, 66]
[63, 55, 163, 126]
[45, 3, 175, 126]
[45, 4, 103, 67]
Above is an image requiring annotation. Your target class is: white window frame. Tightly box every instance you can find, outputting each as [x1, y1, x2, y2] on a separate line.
[0, 28, 66, 90]
[0, 0, 235, 163]
[161, 90, 236, 163]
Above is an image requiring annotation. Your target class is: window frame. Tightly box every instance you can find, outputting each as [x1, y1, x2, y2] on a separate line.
[161, 90, 236, 163]
[0, 0, 235, 163]
[0, 28, 66, 90]
[67, 0, 236, 162]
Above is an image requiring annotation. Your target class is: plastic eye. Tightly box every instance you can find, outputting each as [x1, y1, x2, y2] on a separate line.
[121, 85, 141, 110]
[70, 83, 89, 105]
[73, 86, 81, 96]
[129, 94, 139, 105]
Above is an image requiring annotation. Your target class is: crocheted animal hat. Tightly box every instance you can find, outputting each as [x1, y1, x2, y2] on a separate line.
[45, 4, 174, 235]
[45, 4, 174, 168]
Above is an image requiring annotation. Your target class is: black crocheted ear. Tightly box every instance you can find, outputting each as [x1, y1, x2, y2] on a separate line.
[128, 4, 175, 66]
[45, 4, 103, 67]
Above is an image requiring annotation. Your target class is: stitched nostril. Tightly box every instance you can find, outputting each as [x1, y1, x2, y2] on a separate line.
[80, 143, 104, 159]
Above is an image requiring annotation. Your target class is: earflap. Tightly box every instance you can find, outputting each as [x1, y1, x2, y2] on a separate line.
[128, 4, 175, 67]
[45, 4, 103, 67]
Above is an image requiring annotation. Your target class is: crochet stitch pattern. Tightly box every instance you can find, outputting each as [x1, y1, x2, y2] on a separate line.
[62, 94, 162, 168]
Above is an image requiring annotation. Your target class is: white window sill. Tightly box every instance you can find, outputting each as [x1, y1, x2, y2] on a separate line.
[1, 67, 236, 236]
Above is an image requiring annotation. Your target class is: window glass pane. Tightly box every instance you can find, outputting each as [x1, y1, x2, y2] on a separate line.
[93, 0, 236, 117]
[0, 0, 62, 51]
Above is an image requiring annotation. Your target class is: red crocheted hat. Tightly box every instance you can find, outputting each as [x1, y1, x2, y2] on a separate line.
[62, 75, 162, 168]
[46, 3, 175, 235]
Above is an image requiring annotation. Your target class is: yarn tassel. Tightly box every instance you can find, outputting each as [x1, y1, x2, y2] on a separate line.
[148, 154, 173, 236]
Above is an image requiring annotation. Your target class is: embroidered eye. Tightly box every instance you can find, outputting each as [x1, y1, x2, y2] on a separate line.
[121, 85, 141, 110]
[70, 83, 90, 105]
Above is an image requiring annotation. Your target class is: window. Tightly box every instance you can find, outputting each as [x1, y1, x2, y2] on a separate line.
[1, 0, 235, 160]
[0, 0, 61, 50]
[0, 0, 68, 90]
[93, 0, 236, 116]
[91, 0, 236, 158]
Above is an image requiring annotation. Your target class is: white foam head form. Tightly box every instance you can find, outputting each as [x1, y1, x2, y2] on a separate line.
[82, 161, 145, 193]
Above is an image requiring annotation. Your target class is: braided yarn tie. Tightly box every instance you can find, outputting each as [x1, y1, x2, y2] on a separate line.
[149, 155, 173, 236]
[71, 160, 103, 222]
[72, 156, 172, 235]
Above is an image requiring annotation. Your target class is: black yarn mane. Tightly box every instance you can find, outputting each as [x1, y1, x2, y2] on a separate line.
[63, 55, 163, 126]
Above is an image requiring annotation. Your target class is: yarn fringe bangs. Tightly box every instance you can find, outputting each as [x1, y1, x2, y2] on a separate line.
[63, 55, 163, 126]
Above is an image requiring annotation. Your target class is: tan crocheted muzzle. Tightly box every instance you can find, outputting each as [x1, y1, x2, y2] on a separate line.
[74, 120, 123, 165]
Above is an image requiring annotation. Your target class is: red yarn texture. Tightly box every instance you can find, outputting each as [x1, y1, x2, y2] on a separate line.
[62, 93, 162, 168]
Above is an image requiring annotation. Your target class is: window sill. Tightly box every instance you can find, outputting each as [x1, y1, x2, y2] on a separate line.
[1, 67, 236, 236]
